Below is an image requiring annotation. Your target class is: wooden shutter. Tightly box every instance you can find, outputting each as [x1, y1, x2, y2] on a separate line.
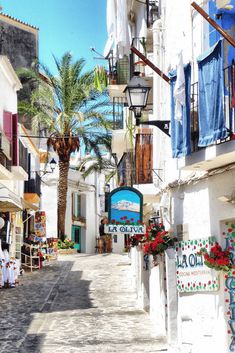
[12, 114, 18, 166]
[3, 111, 13, 142]
[135, 130, 153, 184]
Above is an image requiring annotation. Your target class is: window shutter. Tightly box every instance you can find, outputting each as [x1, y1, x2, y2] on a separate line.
[3, 111, 13, 142]
[12, 114, 18, 166]
[135, 130, 153, 184]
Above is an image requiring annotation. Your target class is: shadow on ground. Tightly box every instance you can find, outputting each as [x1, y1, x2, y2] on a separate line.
[0, 259, 93, 353]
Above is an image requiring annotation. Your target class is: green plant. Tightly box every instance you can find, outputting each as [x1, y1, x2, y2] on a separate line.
[57, 238, 75, 249]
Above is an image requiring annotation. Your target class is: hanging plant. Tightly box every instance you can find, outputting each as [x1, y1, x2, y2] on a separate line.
[94, 65, 108, 92]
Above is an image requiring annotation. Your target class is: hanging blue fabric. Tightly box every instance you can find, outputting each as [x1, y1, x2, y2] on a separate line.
[197, 39, 227, 146]
[169, 64, 191, 158]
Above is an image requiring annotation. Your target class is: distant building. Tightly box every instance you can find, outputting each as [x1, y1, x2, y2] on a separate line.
[0, 12, 39, 130]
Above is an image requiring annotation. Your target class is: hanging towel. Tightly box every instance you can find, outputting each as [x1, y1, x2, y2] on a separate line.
[104, 0, 116, 57]
[174, 52, 186, 124]
[169, 64, 191, 158]
[197, 39, 227, 146]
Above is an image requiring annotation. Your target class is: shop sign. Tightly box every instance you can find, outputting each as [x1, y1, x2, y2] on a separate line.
[175, 238, 219, 292]
[105, 224, 146, 235]
[108, 186, 143, 223]
[34, 211, 46, 237]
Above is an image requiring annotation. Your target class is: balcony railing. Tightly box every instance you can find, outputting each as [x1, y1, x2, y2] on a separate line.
[190, 63, 235, 153]
[112, 97, 127, 129]
[107, 51, 129, 85]
[24, 172, 41, 196]
[146, 0, 160, 28]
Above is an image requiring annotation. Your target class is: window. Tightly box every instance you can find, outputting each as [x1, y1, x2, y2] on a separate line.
[72, 193, 81, 220]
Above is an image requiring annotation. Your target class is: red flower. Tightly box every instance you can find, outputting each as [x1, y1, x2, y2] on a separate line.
[228, 228, 233, 233]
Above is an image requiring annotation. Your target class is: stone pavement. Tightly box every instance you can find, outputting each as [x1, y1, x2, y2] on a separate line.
[0, 253, 167, 353]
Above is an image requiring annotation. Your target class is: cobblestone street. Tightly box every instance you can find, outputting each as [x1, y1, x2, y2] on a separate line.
[0, 253, 167, 353]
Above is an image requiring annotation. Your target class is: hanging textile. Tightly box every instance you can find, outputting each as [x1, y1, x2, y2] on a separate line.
[169, 64, 191, 158]
[197, 39, 227, 146]
[174, 52, 186, 124]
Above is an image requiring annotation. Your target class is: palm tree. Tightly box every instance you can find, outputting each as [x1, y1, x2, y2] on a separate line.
[18, 53, 112, 239]
[77, 153, 118, 184]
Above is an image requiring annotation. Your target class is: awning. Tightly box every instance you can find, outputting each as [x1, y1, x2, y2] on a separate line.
[21, 198, 39, 211]
[0, 184, 22, 212]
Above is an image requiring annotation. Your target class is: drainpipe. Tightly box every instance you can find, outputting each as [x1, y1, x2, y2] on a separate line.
[152, 19, 163, 183]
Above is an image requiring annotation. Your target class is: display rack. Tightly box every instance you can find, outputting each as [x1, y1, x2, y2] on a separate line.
[21, 242, 40, 272]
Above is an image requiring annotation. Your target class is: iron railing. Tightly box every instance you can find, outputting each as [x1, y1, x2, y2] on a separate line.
[107, 51, 129, 85]
[24, 172, 41, 196]
[190, 63, 235, 152]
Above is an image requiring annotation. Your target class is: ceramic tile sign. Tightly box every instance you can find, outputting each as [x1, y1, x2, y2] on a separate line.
[175, 238, 219, 292]
[106, 186, 143, 234]
[34, 211, 46, 237]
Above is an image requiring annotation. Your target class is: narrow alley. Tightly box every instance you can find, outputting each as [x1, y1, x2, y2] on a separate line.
[0, 254, 167, 353]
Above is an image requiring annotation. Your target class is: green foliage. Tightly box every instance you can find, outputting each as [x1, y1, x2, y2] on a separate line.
[57, 238, 75, 249]
[17, 52, 113, 159]
[94, 66, 108, 92]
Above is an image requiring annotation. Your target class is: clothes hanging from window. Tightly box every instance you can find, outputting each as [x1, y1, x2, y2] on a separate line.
[169, 64, 191, 158]
[197, 39, 228, 146]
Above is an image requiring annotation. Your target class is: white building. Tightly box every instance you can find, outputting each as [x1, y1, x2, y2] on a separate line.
[0, 56, 39, 260]
[104, 0, 235, 352]
[40, 155, 110, 253]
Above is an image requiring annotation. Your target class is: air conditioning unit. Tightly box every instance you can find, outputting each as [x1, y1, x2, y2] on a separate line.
[0, 132, 11, 160]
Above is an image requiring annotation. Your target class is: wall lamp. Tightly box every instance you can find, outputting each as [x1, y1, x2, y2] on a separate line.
[123, 71, 151, 124]
[124, 72, 171, 136]
[39, 158, 57, 177]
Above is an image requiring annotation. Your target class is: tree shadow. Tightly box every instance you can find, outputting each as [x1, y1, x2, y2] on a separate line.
[0, 259, 93, 353]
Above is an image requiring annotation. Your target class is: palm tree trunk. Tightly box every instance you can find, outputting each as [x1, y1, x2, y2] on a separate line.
[57, 159, 69, 240]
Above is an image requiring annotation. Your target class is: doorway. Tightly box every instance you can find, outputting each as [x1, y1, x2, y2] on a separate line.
[71, 225, 81, 252]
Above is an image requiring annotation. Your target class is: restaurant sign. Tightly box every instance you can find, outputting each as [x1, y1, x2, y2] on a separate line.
[175, 238, 219, 292]
[105, 224, 146, 235]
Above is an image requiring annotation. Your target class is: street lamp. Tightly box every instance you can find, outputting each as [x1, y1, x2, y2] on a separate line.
[124, 72, 171, 136]
[39, 158, 57, 177]
[123, 72, 151, 125]
[49, 158, 57, 172]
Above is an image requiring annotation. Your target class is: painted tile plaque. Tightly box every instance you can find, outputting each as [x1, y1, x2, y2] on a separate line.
[175, 238, 219, 292]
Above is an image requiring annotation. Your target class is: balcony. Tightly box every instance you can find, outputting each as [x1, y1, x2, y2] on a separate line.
[24, 172, 41, 204]
[107, 51, 129, 99]
[179, 63, 235, 171]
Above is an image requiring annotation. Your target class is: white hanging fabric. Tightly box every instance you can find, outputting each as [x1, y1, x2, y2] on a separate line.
[174, 52, 186, 124]
[104, 0, 117, 57]
[116, 0, 131, 57]
[135, 0, 147, 39]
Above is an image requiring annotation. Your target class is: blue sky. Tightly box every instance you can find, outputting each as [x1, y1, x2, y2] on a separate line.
[0, 0, 107, 72]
